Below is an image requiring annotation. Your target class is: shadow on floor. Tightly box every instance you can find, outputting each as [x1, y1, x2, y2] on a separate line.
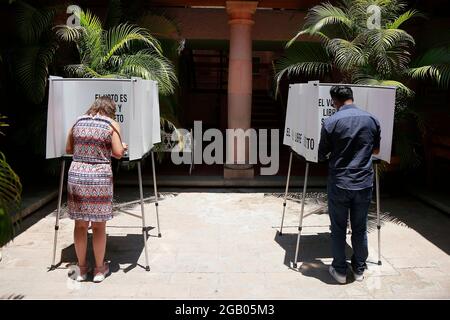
[59, 232, 150, 275]
[380, 195, 450, 255]
[274, 231, 356, 284]
[0, 294, 25, 300]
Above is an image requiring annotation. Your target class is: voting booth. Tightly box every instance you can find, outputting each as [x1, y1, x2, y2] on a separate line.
[279, 81, 396, 268]
[47, 76, 162, 272]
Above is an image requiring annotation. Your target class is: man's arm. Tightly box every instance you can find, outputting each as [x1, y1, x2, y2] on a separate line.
[318, 124, 330, 162]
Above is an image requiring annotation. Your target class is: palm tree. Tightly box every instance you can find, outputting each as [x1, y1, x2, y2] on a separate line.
[13, 1, 58, 104]
[275, 0, 450, 168]
[408, 44, 450, 89]
[55, 10, 177, 96]
[276, 0, 450, 93]
[0, 116, 22, 247]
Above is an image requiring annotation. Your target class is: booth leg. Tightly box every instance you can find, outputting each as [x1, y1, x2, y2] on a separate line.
[151, 152, 161, 238]
[279, 151, 293, 236]
[137, 161, 150, 272]
[375, 162, 382, 266]
[293, 162, 309, 269]
[347, 210, 352, 235]
[50, 159, 65, 270]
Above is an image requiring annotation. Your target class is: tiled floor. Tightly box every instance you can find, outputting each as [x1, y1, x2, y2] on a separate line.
[1, 190, 449, 299]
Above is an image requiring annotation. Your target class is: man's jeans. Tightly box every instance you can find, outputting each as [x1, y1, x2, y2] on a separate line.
[328, 182, 372, 275]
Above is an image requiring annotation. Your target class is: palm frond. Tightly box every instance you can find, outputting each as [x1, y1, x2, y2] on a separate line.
[408, 45, 450, 88]
[0, 152, 21, 246]
[119, 49, 177, 95]
[286, 27, 330, 48]
[78, 10, 104, 69]
[386, 9, 425, 29]
[13, 1, 58, 104]
[56, 10, 178, 97]
[64, 64, 103, 78]
[287, 2, 354, 48]
[328, 38, 366, 71]
[108, 55, 124, 68]
[103, 23, 162, 63]
[362, 0, 409, 23]
[0, 115, 9, 136]
[54, 24, 84, 43]
[385, 47, 411, 68]
[408, 65, 450, 89]
[354, 76, 413, 97]
[14, 42, 58, 104]
[275, 42, 332, 93]
[304, 2, 354, 33]
[367, 28, 415, 52]
[16, 1, 54, 44]
[0, 152, 22, 210]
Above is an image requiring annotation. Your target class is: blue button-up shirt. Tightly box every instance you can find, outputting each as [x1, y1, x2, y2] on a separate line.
[318, 104, 381, 190]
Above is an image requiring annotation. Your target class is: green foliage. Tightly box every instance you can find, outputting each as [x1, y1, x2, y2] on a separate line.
[55, 10, 177, 95]
[0, 115, 9, 136]
[275, 42, 332, 93]
[0, 115, 22, 246]
[408, 44, 450, 89]
[276, 0, 424, 97]
[0, 151, 22, 246]
[275, 0, 450, 169]
[13, 1, 58, 104]
[277, 0, 450, 92]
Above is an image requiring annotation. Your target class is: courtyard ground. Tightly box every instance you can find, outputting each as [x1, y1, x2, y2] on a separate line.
[1, 189, 449, 299]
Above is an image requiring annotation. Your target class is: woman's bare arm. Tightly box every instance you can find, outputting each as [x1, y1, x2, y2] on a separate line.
[111, 120, 126, 159]
[65, 127, 73, 154]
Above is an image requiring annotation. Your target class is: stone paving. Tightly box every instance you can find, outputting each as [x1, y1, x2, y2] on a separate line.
[0, 190, 449, 299]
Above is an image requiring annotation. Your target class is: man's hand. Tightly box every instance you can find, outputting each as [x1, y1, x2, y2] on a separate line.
[122, 142, 128, 151]
[372, 148, 380, 155]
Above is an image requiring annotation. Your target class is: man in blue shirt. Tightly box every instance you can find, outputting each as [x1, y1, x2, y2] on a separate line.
[318, 85, 381, 284]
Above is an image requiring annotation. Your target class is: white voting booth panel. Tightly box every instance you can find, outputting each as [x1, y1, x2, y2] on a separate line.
[283, 82, 319, 162]
[280, 82, 396, 268]
[131, 77, 161, 160]
[46, 76, 161, 161]
[47, 77, 162, 272]
[283, 81, 396, 163]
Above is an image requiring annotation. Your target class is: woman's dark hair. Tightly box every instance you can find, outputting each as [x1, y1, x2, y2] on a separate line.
[86, 96, 116, 120]
[330, 85, 353, 103]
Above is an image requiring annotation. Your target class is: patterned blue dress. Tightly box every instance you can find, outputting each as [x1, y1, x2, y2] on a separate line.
[67, 114, 114, 222]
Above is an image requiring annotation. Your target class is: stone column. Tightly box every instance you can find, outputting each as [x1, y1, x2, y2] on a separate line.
[224, 1, 258, 179]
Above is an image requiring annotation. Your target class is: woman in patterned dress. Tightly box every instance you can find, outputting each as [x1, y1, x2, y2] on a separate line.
[65, 96, 127, 282]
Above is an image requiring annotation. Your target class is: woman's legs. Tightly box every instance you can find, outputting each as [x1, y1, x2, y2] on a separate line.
[74, 220, 89, 267]
[91, 221, 107, 268]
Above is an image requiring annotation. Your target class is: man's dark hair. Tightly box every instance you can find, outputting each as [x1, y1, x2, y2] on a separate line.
[330, 85, 353, 103]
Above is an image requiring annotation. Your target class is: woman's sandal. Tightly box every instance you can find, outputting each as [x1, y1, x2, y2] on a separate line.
[93, 262, 110, 283]
[68, 264, 90, 282]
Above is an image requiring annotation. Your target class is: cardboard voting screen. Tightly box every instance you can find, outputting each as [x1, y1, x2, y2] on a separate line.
[283, 82, 396, 163]
[283, 82, 319, 162]
[46, 77, 161, 161]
